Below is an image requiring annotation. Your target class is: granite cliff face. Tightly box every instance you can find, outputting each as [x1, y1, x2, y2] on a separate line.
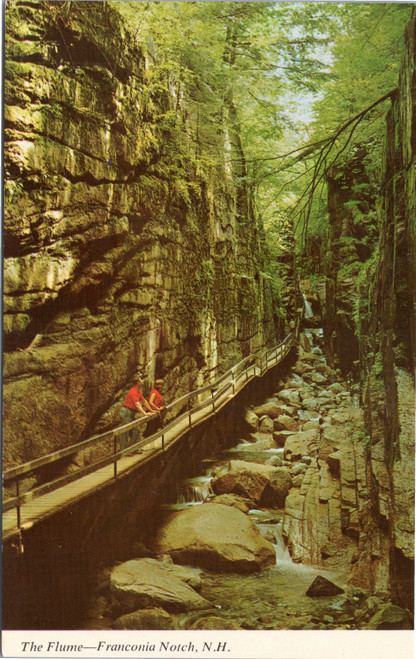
[3, 2, 278, 468]
[320, 11, 415, 609]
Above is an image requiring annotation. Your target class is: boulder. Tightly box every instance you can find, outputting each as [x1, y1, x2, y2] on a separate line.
[284, 430, 318, 461]
[259, 416, 274, 433]
[252, 402, 289, 419]
[290, 463, 307, 476]
[293, 362, 310, 375]
[113, 608, 175, 630]
[306, 576, 344, 597]
[273, 430, 293, 447]
[265, 456, 283, 467]
[241, 437, 277, 452]
[292, 475, 303, 488]
[244, 409, 259, 432]
[366, 604, 412, 630]
[249, 432, 274, 444]
[301, 420, 320, 431]
[328, 383, 343, 394]
[211, 460, 277, 503]
[210, 494, 253, 513]
[152, 503, 276, 573]
[330, 411, 353, 425]
[110, 559, 211, 614]
[319, 389, 336, 399]
[301, 397, 318, 411]
[276, 389, 301, 407]
[310, 372, 328, 385]
[262, 468, 293, 506]
[274, 415, 298, 432]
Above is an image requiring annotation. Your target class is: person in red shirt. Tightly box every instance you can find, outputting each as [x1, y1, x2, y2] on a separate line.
[119, 378, 154, 451]
[148, 379, 165, 411]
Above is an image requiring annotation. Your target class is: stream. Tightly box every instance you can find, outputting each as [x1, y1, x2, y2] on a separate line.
[85, 326, 366, 631]
[154, 328, 355, 631]
[165, 448, 348, 630]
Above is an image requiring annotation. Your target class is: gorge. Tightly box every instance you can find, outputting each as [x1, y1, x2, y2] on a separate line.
[3, 0, 415, 644]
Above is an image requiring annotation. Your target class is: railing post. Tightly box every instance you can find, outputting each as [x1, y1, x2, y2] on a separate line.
[113, 434, 118, 479]
[16, 479, 21, 530]
[161, 412, 165, 450]
[232, 369, 235, 395]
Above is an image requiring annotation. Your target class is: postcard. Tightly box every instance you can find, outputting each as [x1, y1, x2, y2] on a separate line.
[2, 1, 414, 658]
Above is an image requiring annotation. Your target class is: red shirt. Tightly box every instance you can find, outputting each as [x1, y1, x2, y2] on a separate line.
[124, 386, 145, 411]
[149, 388, 164, 409]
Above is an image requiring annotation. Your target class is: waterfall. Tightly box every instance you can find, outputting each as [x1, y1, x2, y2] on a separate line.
[182, 475, 213, 503]
[274, 522, 294, 566]
[303, 294, 314, 319]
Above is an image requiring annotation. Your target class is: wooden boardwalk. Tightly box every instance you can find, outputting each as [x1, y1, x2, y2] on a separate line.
[3, 335, 294, 540]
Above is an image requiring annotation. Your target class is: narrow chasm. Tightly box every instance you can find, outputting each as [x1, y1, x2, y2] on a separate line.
[83, 327, 412, 631]
[3, 1, 415, 643]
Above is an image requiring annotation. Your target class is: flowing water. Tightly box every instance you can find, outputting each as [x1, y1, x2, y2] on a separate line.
[161, 327, 357, 630]
[166, 440, 350, 630]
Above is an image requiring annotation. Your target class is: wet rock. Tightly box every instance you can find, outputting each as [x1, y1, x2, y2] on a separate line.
[319, 390, 336, 399]
[290, 463, 307, 476]
[366, 604, 412, 630]
[300, 353, 323, 363]
[300, 420, 320, 431]
[284, 430, 318, 461]
[310, 372, 328, 385]
[328, 383, 343, 394]
[110, 559, 211, 614]
[244, 409, 259, 432]
[210, 494, 253, 513]
[306, 576, 345, 597]
[152, 503, 276, 573]
[211, 460, 276, 503]
[286, 379, 302, 389]
[293, 362, 310, 376]
[189, 616, 242, 630]
[330, 409, 360, 425]
[249, 431, 275, 444]
[242, 437, 277, 452]
[113, 607, 175, 630]
[252, 402, 289, 419]
[262, 468, 293, 506]
[276, 389, 301, 407]
[272, 430, 293, 447]
[319, 426, 341, 461]
[259, 416, 274, 433]
[265, 455, 283, 467]
[274, 415, 298, 432]
[301, 397, 318, 411]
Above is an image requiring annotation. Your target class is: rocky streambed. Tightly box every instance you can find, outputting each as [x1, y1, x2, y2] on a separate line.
[83, 330, 412, 631]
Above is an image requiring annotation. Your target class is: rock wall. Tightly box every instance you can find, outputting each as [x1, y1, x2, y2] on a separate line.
[324, 151, 378, 375]
[322, 10, 415, 609]
[3, 2, 278, 468]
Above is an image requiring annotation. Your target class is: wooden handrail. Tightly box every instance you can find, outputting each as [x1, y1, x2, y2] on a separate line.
[3, 332, 295, 527]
